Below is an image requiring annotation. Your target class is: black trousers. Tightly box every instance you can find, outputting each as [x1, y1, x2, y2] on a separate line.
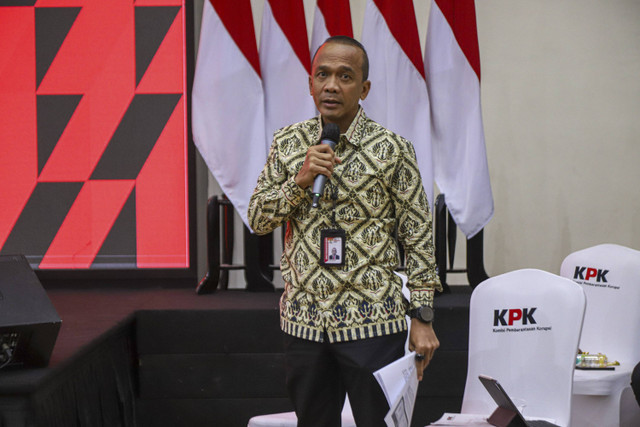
[283, 331, 407, 427]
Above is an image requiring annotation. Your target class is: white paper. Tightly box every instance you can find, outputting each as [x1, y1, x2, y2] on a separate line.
[374, 351, 419, 427]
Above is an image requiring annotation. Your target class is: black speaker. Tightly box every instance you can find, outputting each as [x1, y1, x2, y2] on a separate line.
[0, 254, 61, 368]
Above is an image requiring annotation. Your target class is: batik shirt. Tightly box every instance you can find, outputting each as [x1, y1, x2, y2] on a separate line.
[248, 108, 441, 343]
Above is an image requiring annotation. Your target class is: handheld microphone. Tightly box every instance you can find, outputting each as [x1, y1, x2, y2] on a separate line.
[311, 123, 340, 208]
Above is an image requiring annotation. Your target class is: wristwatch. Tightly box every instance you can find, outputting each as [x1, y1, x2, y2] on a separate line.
[409, 306, 435, 324]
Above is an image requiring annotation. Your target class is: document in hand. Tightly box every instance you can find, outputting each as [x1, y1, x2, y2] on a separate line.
[374, 351, 420, 427]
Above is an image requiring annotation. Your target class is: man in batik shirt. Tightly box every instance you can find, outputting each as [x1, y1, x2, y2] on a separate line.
[249, 36, 441, 427]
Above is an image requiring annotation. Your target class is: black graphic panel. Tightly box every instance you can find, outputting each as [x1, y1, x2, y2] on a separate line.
[36, 94, 82, 174]
[35, 7, 81, 88]
[90, 93, 181, 180]
[134, 6, 180, 85]
[93, 187, 137, 268]
[1, 182, 83, 265]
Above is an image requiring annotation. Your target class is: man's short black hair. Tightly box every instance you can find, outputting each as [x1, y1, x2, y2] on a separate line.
[312, 35, 369, 81]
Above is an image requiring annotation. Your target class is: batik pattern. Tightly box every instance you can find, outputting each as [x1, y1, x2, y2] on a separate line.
[249, 108, 441, 343]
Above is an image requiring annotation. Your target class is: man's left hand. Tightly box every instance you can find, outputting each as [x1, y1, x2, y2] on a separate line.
[409, 319, 439, 381]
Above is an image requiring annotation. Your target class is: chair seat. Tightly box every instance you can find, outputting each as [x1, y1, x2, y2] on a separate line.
[573, 364, 634, 395]
[247, 412, 298, 426]
[247, 411, 356, 427]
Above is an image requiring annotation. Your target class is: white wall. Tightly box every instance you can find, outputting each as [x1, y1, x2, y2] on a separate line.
[194, 0, 640, 287]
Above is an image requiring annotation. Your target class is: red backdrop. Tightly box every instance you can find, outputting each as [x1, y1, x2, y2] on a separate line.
[0, 0, 189, 269]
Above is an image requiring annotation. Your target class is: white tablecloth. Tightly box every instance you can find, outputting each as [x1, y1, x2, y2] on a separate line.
[571, 363, 640, 427]
[573, 363, 633, 395]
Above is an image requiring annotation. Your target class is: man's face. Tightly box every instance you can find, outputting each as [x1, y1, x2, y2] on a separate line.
[309, 42, 371, 133]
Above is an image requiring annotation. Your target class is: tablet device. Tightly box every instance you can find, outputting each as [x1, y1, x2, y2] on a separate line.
[478, 375, 560, 427]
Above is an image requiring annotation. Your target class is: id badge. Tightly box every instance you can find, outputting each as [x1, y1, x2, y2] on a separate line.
[320, 228, 345, 267]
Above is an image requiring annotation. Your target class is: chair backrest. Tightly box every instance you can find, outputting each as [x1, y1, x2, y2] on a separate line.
[560, 243, 640, 365]
[461, 269, 586, 427]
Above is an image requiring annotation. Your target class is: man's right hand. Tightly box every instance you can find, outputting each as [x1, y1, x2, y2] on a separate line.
[295, 144, 341, 189]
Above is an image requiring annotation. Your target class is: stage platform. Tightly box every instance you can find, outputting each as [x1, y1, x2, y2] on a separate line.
[0, 285, 471, 427]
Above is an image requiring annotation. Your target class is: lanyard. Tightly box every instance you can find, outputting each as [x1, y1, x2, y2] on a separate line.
[330, 181, 339, 228]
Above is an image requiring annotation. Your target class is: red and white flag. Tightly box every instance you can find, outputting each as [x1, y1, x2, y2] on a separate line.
[260, 0, 316, 144]
[361, 0, 433, 206]
[425, 0, 493, 238]
[310, 0, 353, 57]
[192, 0, 266, 228]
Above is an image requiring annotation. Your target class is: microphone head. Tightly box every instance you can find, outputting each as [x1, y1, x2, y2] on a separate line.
[321, 122, 340, 143]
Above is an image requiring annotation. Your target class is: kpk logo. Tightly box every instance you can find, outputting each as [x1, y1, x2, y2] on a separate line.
[492, 307, 551, 333]
[572, 265, 620, 289]
[494, 308, 536, 326]
[573, 266, 608, 282]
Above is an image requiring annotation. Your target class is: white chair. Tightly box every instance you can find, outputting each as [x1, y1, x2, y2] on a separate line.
[247, 399, 356, 427]
[248, 272, 411, 427]
[560, 243, 640, 427]
[459, 269, 586, 427]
